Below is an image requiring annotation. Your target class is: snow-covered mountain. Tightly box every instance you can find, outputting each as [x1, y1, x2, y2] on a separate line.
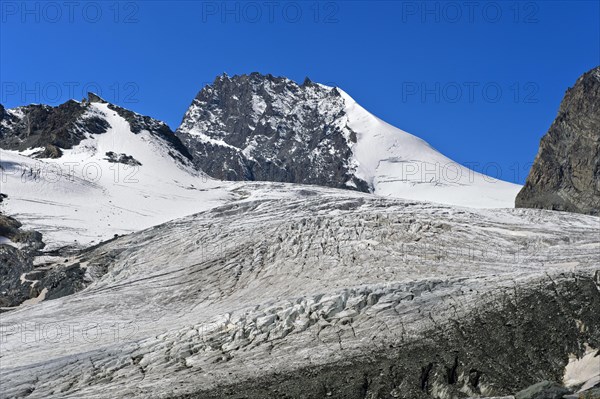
[0, 94, 231, 249]
[1, 93, 191, 162]
[1, 75, 521, 214]
[0, 77, 598, 399]
[177, 73, 521, 208]
[0, 76, 523, 248]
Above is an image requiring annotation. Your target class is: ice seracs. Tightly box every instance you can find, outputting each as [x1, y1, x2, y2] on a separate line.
[0, 185, 598, 398]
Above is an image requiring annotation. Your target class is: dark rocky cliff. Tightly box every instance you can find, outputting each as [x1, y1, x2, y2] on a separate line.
[176, 73, 368, 191]
[0, 99, 109, 158]
[516, 67, 600, 215]
[0, 93, 191, 161]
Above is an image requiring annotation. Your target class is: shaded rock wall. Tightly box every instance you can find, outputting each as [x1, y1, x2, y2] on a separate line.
[516, 67, 600, 215]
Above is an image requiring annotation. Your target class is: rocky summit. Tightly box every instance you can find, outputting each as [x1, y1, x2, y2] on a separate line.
[176, 73, 369, 191]
[175, 72, 521, 208]
[516, 66, 600, 215]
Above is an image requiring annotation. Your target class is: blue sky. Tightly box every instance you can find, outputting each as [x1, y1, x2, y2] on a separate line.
[1, 1, 598, 184]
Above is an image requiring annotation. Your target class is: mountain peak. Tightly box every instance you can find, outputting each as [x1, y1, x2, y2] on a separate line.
[87, 92, 108, 104]
[214, 72, 230, 84]
[302, 76, 314, 87]
[177, 73, 362, 189]
[211, 72, 292, 87]
[176, 73, 521, 208]
[0, 96, 192, 163]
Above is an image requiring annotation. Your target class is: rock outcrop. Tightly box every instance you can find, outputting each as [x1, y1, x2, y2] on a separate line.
[176, 73, 369, 191]
[0, 93, 191, 162]
[0, 213, 96, 310]
[516, 66, 600, 215]
[514, 381, 572, 399]
[0, 213, 44, 253]
[0, 214, 44, 308]
[0, 98, 109, 156]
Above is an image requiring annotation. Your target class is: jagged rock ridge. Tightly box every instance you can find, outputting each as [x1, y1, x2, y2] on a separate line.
[516, 66, 600, 215]
[0, 99, 109, 158]
[176, 73, 368, 191]
[0, 93, 191, 162]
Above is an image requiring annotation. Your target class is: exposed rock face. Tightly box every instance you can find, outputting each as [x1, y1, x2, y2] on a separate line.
[0, 244, 35, 308]
[0, 99, 109, 156]
[516, 67, 600, 215]
[0, 214, 45, 308]
[0, 93, 191, 162]
[176, 73, 368, 191]
[104, 151, 142, 166]
[514, 381, 571, 399]
[0, 214, 44, 252]
[0, 212, 118, 309]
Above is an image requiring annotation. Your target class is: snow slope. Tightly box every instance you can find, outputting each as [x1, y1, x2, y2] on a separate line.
[0, 102, 232, 250]
[339, 88, 522, 208]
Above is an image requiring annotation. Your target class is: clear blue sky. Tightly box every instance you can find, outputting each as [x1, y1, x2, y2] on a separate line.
[1, 1, 598, 183]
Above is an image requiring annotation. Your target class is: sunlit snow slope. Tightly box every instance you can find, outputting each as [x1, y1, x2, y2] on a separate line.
[0, 102, 232, 249]
[339, 89, 522, 208]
